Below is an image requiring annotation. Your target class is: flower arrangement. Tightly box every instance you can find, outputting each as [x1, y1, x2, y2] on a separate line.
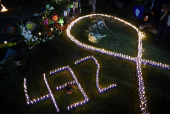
[86, 17, 107, 43]
[88, 32, 106, 43]
[19, 24, 55, 49]
[18, 3, 74, 49]
[88, 32, 98, 43]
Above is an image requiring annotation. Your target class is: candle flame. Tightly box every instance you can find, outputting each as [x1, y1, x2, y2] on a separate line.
[1, 4, 8, 12]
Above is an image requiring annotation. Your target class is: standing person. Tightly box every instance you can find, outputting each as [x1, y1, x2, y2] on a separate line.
[153, 2, 170, 44]
[89, 0, 96, 13]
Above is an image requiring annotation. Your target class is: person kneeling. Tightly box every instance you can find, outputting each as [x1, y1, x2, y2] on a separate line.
[139, 8, 160, 34]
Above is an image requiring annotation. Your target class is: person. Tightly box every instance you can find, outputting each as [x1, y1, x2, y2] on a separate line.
[153, 2, 170, 44]
[139, 7, 161, 34]
[89, 0, 96, 13]
[78, 0, 81, 8]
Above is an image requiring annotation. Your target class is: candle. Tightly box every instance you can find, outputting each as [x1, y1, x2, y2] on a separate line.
[61, 23, 63, 27]
[1, 4, 8, 12]
[51, 28, 53, 32]
[4, 41, 7, 44]
[39, 32, 41, 36]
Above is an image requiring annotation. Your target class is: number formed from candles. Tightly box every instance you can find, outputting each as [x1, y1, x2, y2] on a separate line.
[23, 14, 170, 114]
[23, 56, 117, 113]
[66, 14, 170, 114]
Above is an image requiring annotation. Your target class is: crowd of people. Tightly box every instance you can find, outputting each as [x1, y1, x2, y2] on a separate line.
[139, 2, 170, 45]
[153, 3, 170, 44]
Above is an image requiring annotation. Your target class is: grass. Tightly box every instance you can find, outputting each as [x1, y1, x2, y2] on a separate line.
[142, 40, 170, 65]
[70, 16, 138, 57]
[20, 55, 140, 114]
[142, 65, 170, 114]
[0, 1, 170, 114]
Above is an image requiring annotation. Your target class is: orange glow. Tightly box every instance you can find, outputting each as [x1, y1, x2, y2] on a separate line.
[1, 4, 8, 12]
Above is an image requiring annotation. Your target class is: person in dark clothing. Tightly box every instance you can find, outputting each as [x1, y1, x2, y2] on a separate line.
[139, 7, 161, 34]
[153, 2, 170, 44]
[89, 0, 96, 13]
[152, 0, 169, 11]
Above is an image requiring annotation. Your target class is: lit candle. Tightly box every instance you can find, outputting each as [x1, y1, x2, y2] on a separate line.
[39, 32, 41, 36]
[51, 28, 53, 32]
[4, 41, 7, 44]
[1, 4, 8, 12]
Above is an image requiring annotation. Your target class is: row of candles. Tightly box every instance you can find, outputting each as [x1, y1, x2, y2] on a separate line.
[24, 55, 117, 112]
[65, 13, 170, 113]
[43, 73, 60, 112]
[23, 13, 170, 113]
[24, 64, 90, 112]
[56, 80, 76, 91]
[23, 78, 50, 105]
[66, 14, 151, 114]
[66, 66, 89, 110]
[136, 27, 148, 114]
[23, 53, 169, 113]
[75, 56, 117, 93]
[49, 65, 90, 111]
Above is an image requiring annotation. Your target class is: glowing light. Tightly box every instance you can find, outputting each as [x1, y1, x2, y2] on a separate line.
[43, 73, 60, 112]
[23, 14, 170, 114]
[1, 4, 8, 12]
[56, 80, 76, 91]
[66, 14, 150, 114]
[49, 65, 89, 110]
[23, 78, 50, 105]
[135, 8, 140, 17]
[24, 55, 117, 112]
[75, 56, 117, 93]
[4, 41, 7, 44]
[51, 28, 53, 32]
